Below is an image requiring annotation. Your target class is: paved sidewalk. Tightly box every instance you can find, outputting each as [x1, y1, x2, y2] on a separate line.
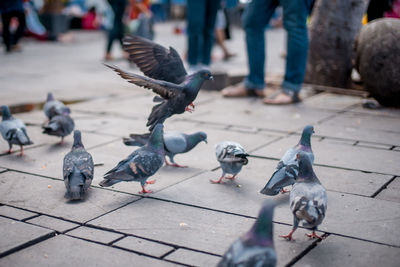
[1, 23, 400, 266]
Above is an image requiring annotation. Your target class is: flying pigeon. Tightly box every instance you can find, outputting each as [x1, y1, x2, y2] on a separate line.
[42, 114, 75, 143]
[211, 141, 249, 184]
[0, 105, 33, 156]
[43, 92, 70, 120]
[104, 35, 213, 131]
[280, 151, 327, 241]
[260, 125, 314, 195]
[218, 199, 277, 267]
[123, 130, 207, 168]
[63, 130, 94, 200]
[99, 123, 165, 194]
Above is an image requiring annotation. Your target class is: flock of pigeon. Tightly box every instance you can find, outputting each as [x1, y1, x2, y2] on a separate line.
[0, 36, 328, 266]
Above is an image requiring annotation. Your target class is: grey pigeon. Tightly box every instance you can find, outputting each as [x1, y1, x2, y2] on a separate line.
[0, 105, 33, 156]
[43, 92, 70, 119]
[42, 114, 75, 143]
[104, 35, 213, 131]
[218, 200, 276, 267]
[260, 125, 314, 195]
[63, 130, 94, 200]
[123, 130, 207, 167]
[280, 151, 327, 241]
[211, 141, 249, 184]
[99, 124, 165, 194]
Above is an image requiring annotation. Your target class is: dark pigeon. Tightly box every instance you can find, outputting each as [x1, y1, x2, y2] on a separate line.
[0, 105, 33, 156]
[280, 151, 327, 241]
[260, 125, 314, 195]
[99, 124, 165, 194]
[211, 141, 249, 184]
[43, 92, 71, 119]
[123, 130, 207, 167]
[42, 114, 75, 143]
[63, 130, 94, 200]
[104, 35, 213, 131]
[218, 200, 277, 267]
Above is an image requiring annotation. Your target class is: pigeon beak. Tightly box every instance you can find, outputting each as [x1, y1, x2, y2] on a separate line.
[209, 75, 214, 81]
[204, 139, 208, 144]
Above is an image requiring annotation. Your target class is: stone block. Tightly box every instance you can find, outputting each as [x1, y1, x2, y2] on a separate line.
[376, 177, 400, 203]
[165, 248, 220, 266]
[302, 93, 363, 111]
[0, 206, 37, 221]
[67, 226, 124, 244]
[27, 215, 79, 233]
[113, 236, 174, 257]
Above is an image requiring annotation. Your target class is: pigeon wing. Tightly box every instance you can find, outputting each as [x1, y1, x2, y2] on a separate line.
[123, 35, 187, 84]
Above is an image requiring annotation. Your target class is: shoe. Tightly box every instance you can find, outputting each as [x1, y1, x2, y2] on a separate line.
[263, 90, 300, 105]
[104, 53, 113, 61]
[223, 53, 236, 61]
[222, 83, 265, 98]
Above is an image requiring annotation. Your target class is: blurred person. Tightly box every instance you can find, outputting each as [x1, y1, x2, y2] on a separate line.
[104, 0, 128, 61]
[186, 0, 221, 72]
[214, 2, 236, 61]
[24, 0, 48, 41]
[82, 6, 100, 30]
[128, 0, 153, 40]
[0, 0, 26, 53]
[222, 0, 314, 105]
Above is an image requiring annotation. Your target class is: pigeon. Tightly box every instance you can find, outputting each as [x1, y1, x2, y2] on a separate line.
[280, 151, 327, 241]
[104, 35, 213, 131]
[43, 92, 70, 120]
[218, 199, 277, 267]
[123, 130, 207, 167]
[211, 141, 249, 184]
[42, 114, 75, 143]
[63, 130, 94, 200]
[0, 105, 33, 156]
[260, 125, 314, 195]
[99, 123, 165, 194]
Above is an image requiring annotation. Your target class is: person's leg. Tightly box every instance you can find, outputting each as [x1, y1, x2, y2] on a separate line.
[1, 12, 12, 52]
[201, 0, 221, 66]
[13, 10, 26, 48]
[187, 0, 206, 67]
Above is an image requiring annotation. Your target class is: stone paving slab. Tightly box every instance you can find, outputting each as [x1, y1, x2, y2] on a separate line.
[376, 177, 400, 203]
[113, 236, 174, 258]
[252, 135, 400, 175]
[0, 205, 37, 221]
[0, 167, 6, 173]
[301, 93, 363, 111]
[356, 141, 393, 150]
[0, 216, 54, 256]
[0, 171, 138, 223]
[0, 234, 175, 267]
[67, 226, 124, 244]
[26, 215, 79, 233]
[349, 103, 400, 118]
[297, 235, 400, 267]
[165, 248, 221, 267]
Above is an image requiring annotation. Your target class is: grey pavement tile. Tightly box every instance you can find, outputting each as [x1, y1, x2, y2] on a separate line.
[0, 132, 117, 179]
[320, 138, 356, 146]
[0, 171, 138, 223]
[113, 236, 174, 257]
[0, 216, 54, 256]
[349, 103, 400, 118]
[67, 226, 124, 244]
[393, 146, 400, 151]
[252, 135, 400, 175]
[376, 177, 400, 203]
[302, 93, 363, 111]
[165, 248, 221, 267]
[296, 235, 400, 267]
[90, 116, 150, 137]
[26, 215, 79, 233]
[0, 205, 37, 221]
[356, 141, 392, 150]
[0, 235, 175, 267]
[0, 167, 6, 173]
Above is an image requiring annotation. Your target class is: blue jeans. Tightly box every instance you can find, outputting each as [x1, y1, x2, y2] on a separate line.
[187, 0, 221, 66]
[243, 0, 309, 93]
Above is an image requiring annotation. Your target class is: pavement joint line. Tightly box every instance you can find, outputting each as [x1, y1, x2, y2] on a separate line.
[152, 169, 209, 194]
[85, 137, 123, 150]
[159, 247, 177, 259]
[0, 168, 63, 182]
[325, 232, 400, 248]
[371, 176, 398, 198]
[20, 214, 41, 222]
[107, 235, 127, 246]
[0, 143, 47, 157]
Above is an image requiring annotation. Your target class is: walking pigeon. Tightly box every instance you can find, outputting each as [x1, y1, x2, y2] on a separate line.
[280, 151, 327, 241]
[104, 35, 213, 131]
[0, 105, 33, 156]
[218, 199, 276, 267]
[99, 123, 165, 194]
[123, 130, 207, 167]
[63, 130, 94, 200]
[260, 125, 314, 195]
[42, 114, 75, 143]
[43, 92, 70, 119]
[211, 141, 249, 184]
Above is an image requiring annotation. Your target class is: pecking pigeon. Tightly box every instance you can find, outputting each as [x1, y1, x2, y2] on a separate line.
[123, 130, 207, 167]
[42, 114, 75, 144]
[280, 151, 327, 241]
[43, 92, 70, 120]
[218, 199, 277, 267]
[211, 141, 249, 184]
[63, 130, 94, 200]
[104, 35, 213, 131]
[99, 123, 165, 194]
[260, 125, 314, 195]
[0, 105, 33, 156]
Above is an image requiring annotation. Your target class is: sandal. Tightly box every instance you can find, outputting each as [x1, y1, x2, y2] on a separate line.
[222, 83, 265, 98]
[263, 90, 300, 105]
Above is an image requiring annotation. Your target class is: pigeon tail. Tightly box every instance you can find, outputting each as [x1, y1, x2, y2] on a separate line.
[123, 133, 150, 147]
[260, 164, 298, 196]
[65, 185, 84, 200]
[15, 129, 33, 145]
[99, 178, 121, 187]
[42, 121, 60, 132]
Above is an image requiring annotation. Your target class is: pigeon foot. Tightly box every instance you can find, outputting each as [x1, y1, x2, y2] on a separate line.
[280, 229, 295, 241]
[4, 149, 12, 154]
[146, 180, 156, 184]
[306, 231, 323, 240]
[185, 103, 195, 113]
[210, 177, 224, 184]
[225, 175, 236, 180]
[165, 159, 187, 168]
[139, 186, 153, 194]
[280, 188, 290, 194]
[19, 145, 24, 156]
